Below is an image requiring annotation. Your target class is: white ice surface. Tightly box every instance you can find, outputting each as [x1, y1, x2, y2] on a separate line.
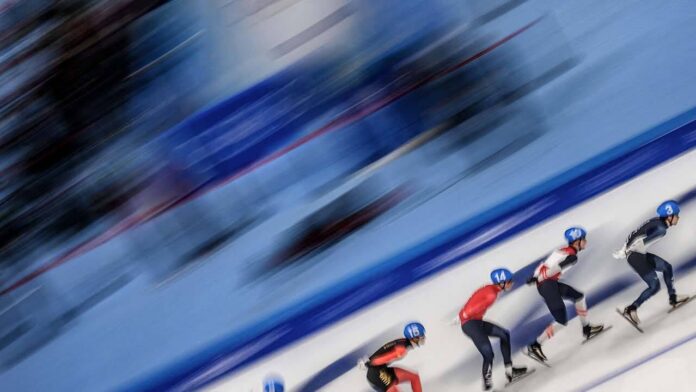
[209, 146, 696, 391]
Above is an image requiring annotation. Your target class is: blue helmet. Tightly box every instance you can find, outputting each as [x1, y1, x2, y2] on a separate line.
[263, 376, 284, 392]
[404, 322, 425, 340]
[490, 268, 513, 284]
[657, 200, 680, 218]
[564, 227, 587, 244]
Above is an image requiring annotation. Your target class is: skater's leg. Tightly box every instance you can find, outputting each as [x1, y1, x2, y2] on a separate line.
[482, 321, 512, 366]
[631, 271, 660, 308]
[558, 283, 589, 326]
[393, 368, 422, 392]
[649, 253, 676, 297]
[536, 281, 567, 344]
[536, 319, 566, 344]
[574, 296, 589, 326]
[462, 320, 495, 385]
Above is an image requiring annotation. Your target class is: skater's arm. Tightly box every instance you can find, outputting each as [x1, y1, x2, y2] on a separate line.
[535, 249, 571, 281]
[368, 345, 407, 366]
[558, 254, 578, 269]
[626, 219, 668, 253]
[643, 224, 667, 247]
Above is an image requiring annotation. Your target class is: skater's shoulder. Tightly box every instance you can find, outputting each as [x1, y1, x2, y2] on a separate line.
[373, 338, 409, 355]
[636, 217, 665, 232]
[544, 246, 575, 262]
[472, 284, 501, 296]
[480, 284, 503, 297]
[645, 216, 667, 228]
[559, 246, 577, 256]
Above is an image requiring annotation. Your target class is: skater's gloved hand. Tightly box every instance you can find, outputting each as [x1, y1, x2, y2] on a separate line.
[357, 358, 369, 371]
[526, 276, 537, 285]
[612, 245, 628, 259]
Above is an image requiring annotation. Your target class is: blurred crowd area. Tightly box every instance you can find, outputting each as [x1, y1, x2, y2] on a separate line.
[0, 0, 575, 281]
[0, 1, 575, 360]
[0, 0, 208, 269]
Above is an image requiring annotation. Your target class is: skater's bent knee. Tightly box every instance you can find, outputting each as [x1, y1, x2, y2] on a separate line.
[649, 280, 661, 293]
[551, 310, 568, 325]
[393, 367, 422, 392]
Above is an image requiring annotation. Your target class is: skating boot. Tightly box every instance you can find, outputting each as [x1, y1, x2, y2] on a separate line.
[506, 366, 529, 383]
[527, 341, 547, 362]
[623, 305, 640, 324]
[483, 366, 493, 391]
[670, 294, 690, 307]
[583, 323, 605, 340]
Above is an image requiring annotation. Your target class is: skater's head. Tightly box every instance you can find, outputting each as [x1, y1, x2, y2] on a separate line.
[263, 375, 284, 392]
[490, 267, 514, 291]
[657, 200, 680, 226]
[404, 322, 426, 347]
[564, 227, 587, 252]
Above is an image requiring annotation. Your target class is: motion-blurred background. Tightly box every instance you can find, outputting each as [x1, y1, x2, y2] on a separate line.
[1, 0, 696, 391]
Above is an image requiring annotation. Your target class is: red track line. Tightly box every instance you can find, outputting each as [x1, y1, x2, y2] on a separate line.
[0, 18, 541, 295]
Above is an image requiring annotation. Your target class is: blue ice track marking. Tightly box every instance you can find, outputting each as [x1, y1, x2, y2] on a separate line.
[578, 330, 696, 391]
[125, 108, 696, 391]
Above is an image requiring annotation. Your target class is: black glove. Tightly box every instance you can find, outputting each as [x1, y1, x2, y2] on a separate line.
[526, 276, 537, 285]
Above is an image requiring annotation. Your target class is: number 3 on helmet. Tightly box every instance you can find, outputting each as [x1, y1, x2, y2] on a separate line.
[657, 200, 680, 218]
